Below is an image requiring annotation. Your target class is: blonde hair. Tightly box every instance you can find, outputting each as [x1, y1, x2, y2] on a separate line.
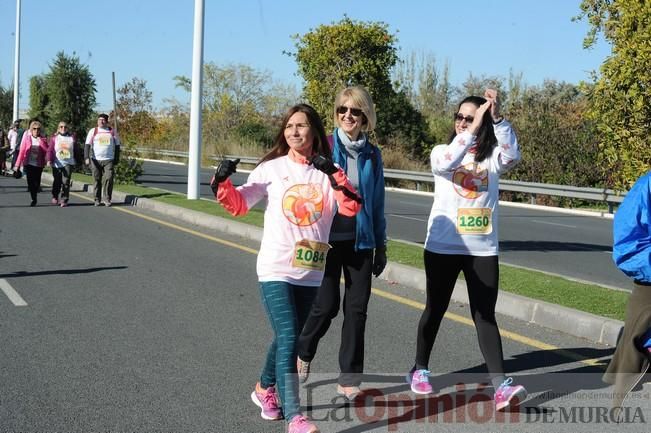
[333, 85, 376, 132]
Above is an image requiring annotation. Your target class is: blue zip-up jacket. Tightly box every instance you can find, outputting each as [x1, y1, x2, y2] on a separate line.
[612, 171, 651, 284]
[331, 129, 386, 251]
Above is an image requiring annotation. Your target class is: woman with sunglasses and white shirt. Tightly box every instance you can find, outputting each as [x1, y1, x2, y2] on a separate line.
[297, 85, 387, 400]
[407, 89, 527, 411]
[13, 120, 49, 207]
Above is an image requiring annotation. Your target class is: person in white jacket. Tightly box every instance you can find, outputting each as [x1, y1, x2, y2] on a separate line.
[407, 89, 528, 411]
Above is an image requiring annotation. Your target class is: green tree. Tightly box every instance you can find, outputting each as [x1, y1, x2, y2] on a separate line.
[116, 77, 156, 146]
[394, 52, 453, 145]
[575, 0, 651, 189]
[29, 51, 96, 139]
[0, 82, 12, 127]
[507, 81, 600, 193]
[290, 16, 398, 129]
[28, 75, 49, 125]
[174, 62, 294, 152]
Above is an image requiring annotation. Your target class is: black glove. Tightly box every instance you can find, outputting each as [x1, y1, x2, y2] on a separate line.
[13, 168, 22, 179]
[372, 246, 387, 277]
[309, 155, 338, 175]
[210, 158, 240, 195]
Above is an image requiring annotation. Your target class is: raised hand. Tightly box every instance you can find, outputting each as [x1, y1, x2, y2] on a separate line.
[484, 88, 502, 122]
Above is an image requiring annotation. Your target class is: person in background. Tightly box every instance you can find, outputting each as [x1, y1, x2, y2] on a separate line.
[407, 89, 527, 411]
[603, 171, 651, 417]
[0, 124, 8, 175]
[84, 113, 120, 206]
[47, 122, 78, 207]
[13, 120, 49, 206]
[210, 103, 361, 433]
[7, 120, 24, 172]
[296, 85, 387, 400]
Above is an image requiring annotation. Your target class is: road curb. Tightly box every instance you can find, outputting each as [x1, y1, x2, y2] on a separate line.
[49, 173, 624, 347]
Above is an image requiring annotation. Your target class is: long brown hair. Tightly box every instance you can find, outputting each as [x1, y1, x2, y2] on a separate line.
[448, 96, 497, 163]
[258, 103, 331, 165]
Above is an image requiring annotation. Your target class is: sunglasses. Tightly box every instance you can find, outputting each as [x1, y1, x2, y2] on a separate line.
[337, 106, 364, 117]
[454, 113, 474, 123]
[59, 125, 68, 129]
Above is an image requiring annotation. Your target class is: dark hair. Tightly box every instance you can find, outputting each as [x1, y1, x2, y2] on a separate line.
[258, 103, 331, 165]
[98, 113, 109, 121]
[449, 96, 497, 162]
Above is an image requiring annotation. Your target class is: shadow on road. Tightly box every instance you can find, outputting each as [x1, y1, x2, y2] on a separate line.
[500, 240, 611, 252]
[0, 266, 128, 278]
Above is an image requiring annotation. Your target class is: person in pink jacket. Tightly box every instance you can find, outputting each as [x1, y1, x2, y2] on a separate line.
[13, 120, 49, 206]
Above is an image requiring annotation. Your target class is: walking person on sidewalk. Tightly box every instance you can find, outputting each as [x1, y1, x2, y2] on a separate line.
[407, 89, 527, 411]
[84, 113, 120, 206]
[210, 103, 361, 433]
[47, 122, 78, 207]
[13, 120, 48, 207]
[296, 86, 387, 400]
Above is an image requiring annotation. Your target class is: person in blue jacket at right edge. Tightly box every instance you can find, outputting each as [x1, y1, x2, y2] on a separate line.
[603, 171, 651, 419]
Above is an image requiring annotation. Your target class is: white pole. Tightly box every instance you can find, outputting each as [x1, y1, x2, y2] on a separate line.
[112, 72, 119, 136]
[12, 0, 21, 122]
[187, 0, 205, 199]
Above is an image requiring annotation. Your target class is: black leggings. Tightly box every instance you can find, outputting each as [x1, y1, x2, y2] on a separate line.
[415, 250, 505, 383]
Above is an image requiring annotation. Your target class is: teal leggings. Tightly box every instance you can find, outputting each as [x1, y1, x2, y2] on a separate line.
[259, 281, 317, 421]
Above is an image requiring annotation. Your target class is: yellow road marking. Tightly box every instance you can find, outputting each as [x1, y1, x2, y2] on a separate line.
[71, 191, 607, 368]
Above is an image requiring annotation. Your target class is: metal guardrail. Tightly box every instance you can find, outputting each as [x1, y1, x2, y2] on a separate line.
[137, 148, 625, 213]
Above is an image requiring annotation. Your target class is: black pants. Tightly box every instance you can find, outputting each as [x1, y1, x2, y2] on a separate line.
[25, 165, 43, 203]
[297, 240, 373, 386]
[415, 250, 505, 382]
[52, 165, 73, 202]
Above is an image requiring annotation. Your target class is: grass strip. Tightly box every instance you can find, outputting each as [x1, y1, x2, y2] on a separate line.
[75, 173, 628, 321]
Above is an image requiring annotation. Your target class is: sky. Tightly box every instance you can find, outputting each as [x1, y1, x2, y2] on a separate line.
[0, 0, 611, 114]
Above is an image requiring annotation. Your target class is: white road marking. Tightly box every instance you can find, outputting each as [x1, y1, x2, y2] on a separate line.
[0, 279, 28, 306]
[531, 219, 577, 229]
[389, 214, 428, 222]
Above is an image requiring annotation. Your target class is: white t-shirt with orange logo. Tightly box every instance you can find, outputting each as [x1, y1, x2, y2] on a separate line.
[236, 156, 346, 286]
[424, 120, 520, 256]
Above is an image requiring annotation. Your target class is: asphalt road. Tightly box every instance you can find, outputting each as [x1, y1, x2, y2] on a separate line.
[2, 176, 645, 433]
[136, 160, 629, 290]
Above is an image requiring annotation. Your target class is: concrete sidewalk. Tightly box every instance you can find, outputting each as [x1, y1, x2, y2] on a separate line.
[50, 172, 624, 347]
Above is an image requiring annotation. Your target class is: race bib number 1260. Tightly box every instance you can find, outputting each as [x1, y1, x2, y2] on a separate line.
[456, 208, 492, 235]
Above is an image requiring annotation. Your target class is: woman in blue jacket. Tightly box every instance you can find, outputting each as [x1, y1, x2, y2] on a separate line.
[296, 85, 387, 399]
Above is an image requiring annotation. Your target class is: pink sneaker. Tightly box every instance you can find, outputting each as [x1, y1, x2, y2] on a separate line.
[250, 382, 283, 420]
[51, 197, 59, 205]
[494, 377, 527, 411]
[287, 415, 319, 433]
[60, 201, 68, 207]
[407, 369, 433, 395]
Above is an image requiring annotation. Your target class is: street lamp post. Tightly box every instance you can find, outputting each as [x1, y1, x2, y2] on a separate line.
[13, 0, 21, 122]
[187, 0, 205, 200]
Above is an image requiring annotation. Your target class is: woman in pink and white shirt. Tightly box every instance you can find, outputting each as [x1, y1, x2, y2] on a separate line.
[14, 120, 49, 207]
[210, 103, 361, 433]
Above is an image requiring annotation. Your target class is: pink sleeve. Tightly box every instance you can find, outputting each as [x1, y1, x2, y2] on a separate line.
[330, 169, 362, 217]
[46, 136, 55, 163]
[216, 179, 249, 216]
[15, 134, 29, 167]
